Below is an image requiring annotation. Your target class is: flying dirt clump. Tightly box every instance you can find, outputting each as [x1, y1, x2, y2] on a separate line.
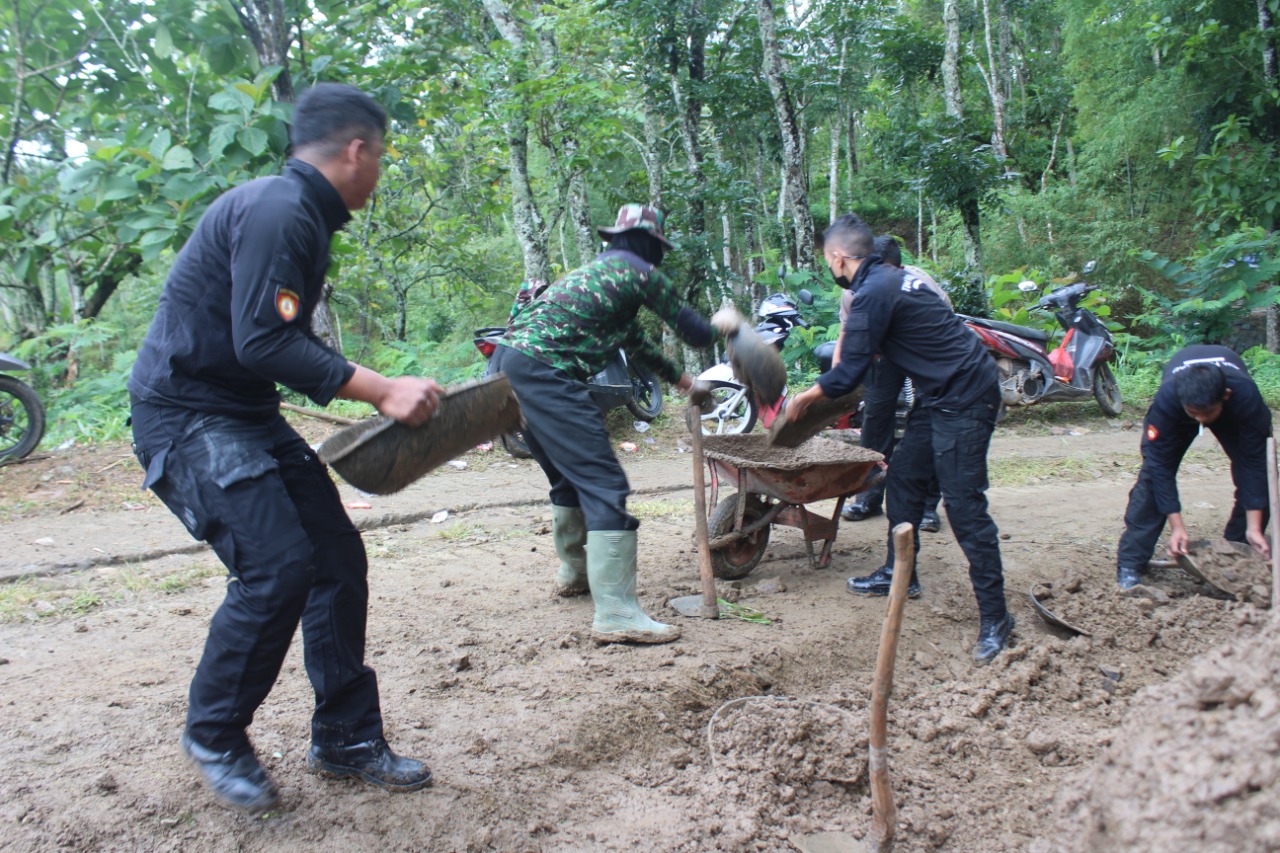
[1041, 606, 1280, 853]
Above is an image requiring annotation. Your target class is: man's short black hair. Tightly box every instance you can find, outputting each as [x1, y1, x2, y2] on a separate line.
[1173, 364, 1229, 410]
[290, 83, 388, 159]
[823, 214, 874, 258]
[873, 235, 902, 267]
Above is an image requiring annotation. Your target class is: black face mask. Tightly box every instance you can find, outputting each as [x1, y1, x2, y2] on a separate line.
[834, 273, 853, 290]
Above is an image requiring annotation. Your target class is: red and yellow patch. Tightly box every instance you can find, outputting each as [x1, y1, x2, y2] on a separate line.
[1146, 424, 1159, 442]
[275, 288, 300, 322]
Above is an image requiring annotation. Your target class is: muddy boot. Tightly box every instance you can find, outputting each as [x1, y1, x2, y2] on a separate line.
[586, 530, 681, 645]
[973, 613, 1015, 664]
[552, 505, 589, 596]
[1116, 565, 1142, 590]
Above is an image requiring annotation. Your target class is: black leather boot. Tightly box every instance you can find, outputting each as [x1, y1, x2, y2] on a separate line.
[973, 613, 1015, 664]
[1116, 565, 1142, 590]
[841, 500, 883, 522]
[181, 732, 280, 815]
[919, 510, 942, 533]
[307, 738, 433, 792]
[845, 566, 920, 598]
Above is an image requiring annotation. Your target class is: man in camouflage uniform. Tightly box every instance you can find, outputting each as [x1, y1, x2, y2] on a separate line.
[494, 204, 715, 644]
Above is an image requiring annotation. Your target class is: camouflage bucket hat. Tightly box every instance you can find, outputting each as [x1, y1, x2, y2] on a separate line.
[597, 204, 678, 250]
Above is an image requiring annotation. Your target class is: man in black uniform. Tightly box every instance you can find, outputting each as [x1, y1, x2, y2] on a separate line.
[1116, 345, 1272, 589]
[787, 215, 1014, 663]
[839, 235, 945, 532]
[128, 84, 441, 814]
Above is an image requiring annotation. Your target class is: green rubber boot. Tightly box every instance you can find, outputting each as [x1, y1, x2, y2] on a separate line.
[586, 531, 681, 644]
[552, 505, 589, 596]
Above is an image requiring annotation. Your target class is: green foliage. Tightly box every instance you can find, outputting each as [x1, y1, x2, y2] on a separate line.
[11, 320, 135, 445]
[1137, 227, 1280, 344]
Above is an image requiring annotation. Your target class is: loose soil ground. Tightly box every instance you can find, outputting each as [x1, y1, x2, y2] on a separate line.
[0, 408, 1275, 852]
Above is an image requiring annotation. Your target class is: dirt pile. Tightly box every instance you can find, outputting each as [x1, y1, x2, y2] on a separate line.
[701, 434, 881, 469]
[1042, 607, 1280, 853]
[1179, 538, 1273, 607]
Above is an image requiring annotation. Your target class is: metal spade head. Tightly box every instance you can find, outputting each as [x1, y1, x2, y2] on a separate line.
[319, 374, 522, 495]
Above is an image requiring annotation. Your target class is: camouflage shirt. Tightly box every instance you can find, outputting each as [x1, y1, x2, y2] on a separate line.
[503, 250, 709, 384]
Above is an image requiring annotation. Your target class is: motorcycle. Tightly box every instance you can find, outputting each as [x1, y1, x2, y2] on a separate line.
[0, 352, 46, 461]
[472, 326, 664, 459]
[696, 289, 874, 435]
[960, 261, 1122, 419]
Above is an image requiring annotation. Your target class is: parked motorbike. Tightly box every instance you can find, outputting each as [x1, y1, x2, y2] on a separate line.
[960, 261, 1122, 419]
[0, 353, 46, 461]
[696, 289, 873, 435]
[472, 327, 664, 459]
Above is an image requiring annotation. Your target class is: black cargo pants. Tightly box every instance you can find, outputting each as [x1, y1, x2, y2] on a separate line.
[130, 399, 382, 753]
[857, 357, 940, 513]
[882, 384, 1007, 621]
[1116, 464, 1268, 569]
[494, 346, 638, 531]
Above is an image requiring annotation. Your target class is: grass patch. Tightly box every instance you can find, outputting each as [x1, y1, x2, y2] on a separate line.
[0, 560, 224, 624]
[435, 521, 483, 541]
[630, 499, 692, 520]
[988, 455, 1112, 486]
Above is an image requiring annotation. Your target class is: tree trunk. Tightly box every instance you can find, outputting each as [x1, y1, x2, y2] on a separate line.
[669, 25, 711, 303]
[757, 0, 815, 270]
[233, 0, 295, 103]
[942, 0, 964, 120]
[979, 0, 1008, 161]
[960, 199, 982, 270]
[829, 112, 841, 226]
[641, 100, 664, 208]
[482, 0, 551, 284]
[564, 136, 596, 266]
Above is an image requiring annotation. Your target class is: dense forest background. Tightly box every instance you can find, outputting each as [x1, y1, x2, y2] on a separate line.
[2, 0, 1279, 443]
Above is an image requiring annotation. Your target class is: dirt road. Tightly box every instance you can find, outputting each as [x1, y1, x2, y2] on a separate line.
[0, 417, 1268, 852]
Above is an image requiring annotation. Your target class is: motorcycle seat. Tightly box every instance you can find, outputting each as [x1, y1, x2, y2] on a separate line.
[964, 316, 1051, 343]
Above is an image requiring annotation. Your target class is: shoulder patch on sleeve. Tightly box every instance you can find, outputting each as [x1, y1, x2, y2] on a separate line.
[1146, 423, 1159, 441]
[275, 288, 300, 322]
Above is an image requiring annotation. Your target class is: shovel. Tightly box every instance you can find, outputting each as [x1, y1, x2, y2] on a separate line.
[791, 522, 915, 853]
[319, 374, 522, 495]
[670, 382, 722, 619]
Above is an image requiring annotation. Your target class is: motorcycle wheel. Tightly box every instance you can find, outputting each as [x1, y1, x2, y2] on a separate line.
[0, 375, 46, 461]
[625, 362, 663, 421]
[699, 380, 757, 435]
[708, 493, 771, 579]
[500, 431, 533, 459]
[1093, 363, 1123, 417]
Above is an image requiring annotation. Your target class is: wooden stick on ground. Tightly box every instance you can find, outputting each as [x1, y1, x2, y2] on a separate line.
[280, 402, 359, 426]
[868, 522, 915, 853]
[1267, 437, 1279, 614]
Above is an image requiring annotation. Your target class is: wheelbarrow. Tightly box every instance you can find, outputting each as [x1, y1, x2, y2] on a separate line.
[700, 433, 883, 579]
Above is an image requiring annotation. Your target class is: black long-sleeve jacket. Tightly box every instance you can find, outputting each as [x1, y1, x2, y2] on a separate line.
[818, 256, 997, 410]
[1141, 345, 1273, 516]
[129, 159, 356, 418]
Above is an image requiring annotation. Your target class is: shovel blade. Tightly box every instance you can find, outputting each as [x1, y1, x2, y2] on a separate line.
[668, 594, 720, 619]
[789, 831, 871, 853]
[319, 374, 522, 495]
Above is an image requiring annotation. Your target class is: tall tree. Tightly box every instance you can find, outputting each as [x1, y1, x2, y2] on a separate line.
[757, 0, 815, 270]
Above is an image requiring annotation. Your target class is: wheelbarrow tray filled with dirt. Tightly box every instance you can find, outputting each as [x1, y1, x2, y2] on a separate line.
[700, 433, 882, 579]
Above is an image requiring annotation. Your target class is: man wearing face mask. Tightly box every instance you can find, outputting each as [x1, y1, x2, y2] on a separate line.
[787, 214, 1013, 664]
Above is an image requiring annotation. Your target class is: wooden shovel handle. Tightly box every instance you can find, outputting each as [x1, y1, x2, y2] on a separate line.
[868, 522, 915, 852]
[688, 399, 719, 617]
[1267, 437, 1279, 613]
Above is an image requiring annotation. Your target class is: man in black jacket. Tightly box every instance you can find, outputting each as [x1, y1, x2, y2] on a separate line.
[1116, 345, 1272, 588]
[129, 84, 440, 814]
[787, 214, 1013, 663]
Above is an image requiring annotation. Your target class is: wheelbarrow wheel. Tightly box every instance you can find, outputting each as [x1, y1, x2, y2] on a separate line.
[708, 494, 770, 580]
